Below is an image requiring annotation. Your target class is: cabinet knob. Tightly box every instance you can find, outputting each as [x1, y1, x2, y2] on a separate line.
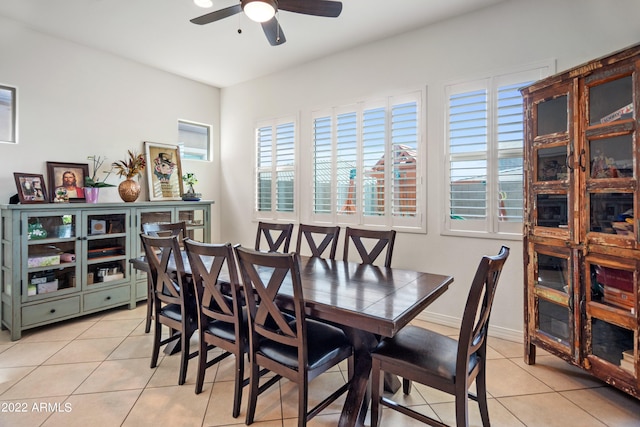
[50, 309, 56, 314]
[106, 296, 111, 300]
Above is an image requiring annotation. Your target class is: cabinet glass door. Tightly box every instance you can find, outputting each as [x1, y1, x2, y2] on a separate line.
[528, 243, 575, 358]
[22, 212, 80, 301]
[584, 70, 637, 245]
[584, 255, 637, 379]
[528, 85, 574, 240]
[84, 210, 129, 289]
[177, 206, 207, 242]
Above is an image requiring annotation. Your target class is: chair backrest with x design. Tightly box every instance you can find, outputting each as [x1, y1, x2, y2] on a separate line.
[185, 239, 247, 414]
[140, 221, 188, 332]
[143, 221, 187, 244]
[234, 246, 353, 426]
[343, 227, 396, 267]
[185, 240, 242, 341]
[255, 221, 294, 253]
[140, 233, 197, 386]
[142, 234, 187, 306]
[295, 224, 341, 259]
[236, 247, 304, 349]
[459, 245, 510, 374]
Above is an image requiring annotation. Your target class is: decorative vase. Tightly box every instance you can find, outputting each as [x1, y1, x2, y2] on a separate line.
[118, 178, 141, 202]
[85, 187, 100, 203]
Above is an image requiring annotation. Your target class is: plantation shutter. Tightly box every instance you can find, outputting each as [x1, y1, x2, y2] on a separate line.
[448, 86, 489, 228]
[255, 118, 296, 220]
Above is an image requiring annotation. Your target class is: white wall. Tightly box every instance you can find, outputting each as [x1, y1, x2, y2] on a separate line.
[219, 0, 640, 340]
[0, 16, 221, 240]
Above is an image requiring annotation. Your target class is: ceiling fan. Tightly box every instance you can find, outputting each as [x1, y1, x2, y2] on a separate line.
[190, 0, 343, 46]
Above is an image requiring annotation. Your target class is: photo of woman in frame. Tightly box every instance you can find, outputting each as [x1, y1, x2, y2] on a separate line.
[13, 173, 48, 204]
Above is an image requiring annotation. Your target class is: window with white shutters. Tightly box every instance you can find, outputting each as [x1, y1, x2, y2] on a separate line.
[311, 92, 423, 230]
[444, 64, 553, 237]
[255, 118, 296, 220]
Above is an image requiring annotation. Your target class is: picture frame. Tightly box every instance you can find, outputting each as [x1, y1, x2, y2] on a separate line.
[144, 141, 183, 201]
[46, 162, 89, 202]
[13, 173, 48, 204]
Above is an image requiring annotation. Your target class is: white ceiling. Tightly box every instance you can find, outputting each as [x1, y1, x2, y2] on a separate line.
[0, 0, 505, 88]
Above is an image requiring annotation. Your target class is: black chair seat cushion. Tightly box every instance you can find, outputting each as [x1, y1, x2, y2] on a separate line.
[159, 303, 183, 322]
[159, 303, 198, 328]
[259, 319, 351, 370]
[203, 306, 248, 344]
[373, 325, 479, 382]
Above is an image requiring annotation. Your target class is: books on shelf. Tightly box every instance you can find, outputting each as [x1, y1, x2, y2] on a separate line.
[620, 350, 635, 375]
[603, 285, 634, 311]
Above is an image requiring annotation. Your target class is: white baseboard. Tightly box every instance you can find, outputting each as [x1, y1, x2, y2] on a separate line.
[418, 311, 523, 344]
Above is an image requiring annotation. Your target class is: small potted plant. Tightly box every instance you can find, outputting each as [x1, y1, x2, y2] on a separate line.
[84, 155, 115, 203]
[112, 150, 146, 202]
[182, 173, 201, 201]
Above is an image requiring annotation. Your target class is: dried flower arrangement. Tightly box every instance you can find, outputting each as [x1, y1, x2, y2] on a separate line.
[112, 150, 146, 179]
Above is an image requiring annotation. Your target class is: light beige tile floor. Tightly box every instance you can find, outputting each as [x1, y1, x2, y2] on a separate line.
[1, 303, 639, 426]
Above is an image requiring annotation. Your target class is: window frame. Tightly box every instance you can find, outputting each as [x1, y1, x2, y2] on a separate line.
[309, 91, 425, 232]
[0, 84, 17, 144]
[178, 119, 211, 161]
[443, 61, 555, 239]
[253, 115, 298, 222]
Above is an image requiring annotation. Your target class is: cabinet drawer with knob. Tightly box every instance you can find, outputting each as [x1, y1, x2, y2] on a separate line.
[83, 285, 130, 312]
[22, 297, 81, 326]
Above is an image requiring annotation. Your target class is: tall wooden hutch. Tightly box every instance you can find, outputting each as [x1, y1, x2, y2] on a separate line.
[522, 43, 640, 398]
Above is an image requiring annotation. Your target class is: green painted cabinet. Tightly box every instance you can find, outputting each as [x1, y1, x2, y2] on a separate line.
[1, 200, 211, 340]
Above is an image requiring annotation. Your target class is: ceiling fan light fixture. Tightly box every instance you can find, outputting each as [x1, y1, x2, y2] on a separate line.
[193, 0, 213, 8]
[242, 0, 276, 23]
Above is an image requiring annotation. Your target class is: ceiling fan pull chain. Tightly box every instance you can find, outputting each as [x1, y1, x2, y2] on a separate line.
[276, 11, 281, 43]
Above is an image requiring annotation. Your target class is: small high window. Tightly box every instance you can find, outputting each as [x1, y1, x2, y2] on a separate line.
[0, 84, 17, 144]
[178, 120, 211, 161]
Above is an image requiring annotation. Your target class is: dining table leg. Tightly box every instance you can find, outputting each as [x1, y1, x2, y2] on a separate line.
[338, 327, 378, 427]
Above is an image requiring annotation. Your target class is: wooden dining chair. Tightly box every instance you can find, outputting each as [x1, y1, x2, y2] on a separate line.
[295, 224, 341, 259]
[234, 246, 353, 427]
[343, 227, 396, 267]
[141, 221, 188, 333]
[255, 221, 294, 253]
[143, 221, 188, 241]
[185, 240, 247, 417]
[141, 233, 198, 386]
[370, 246, 510, 427]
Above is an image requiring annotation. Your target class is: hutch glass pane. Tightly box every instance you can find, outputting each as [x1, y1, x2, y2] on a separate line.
[589, 193, 634, 234]
[537, 145, 568, 181]
[589, 134, 633, 179]
[589, 76, 633, 125]
[536, 194, 568, 228]
[538, 299, 570, 343]
[591, 318, 634, 367]
[86, 213, 127, 286]
[25, 213, 78, 297]
[536, 253, 569, 293]
[537, 95, 568, 135]
[590, 263, 635, 312]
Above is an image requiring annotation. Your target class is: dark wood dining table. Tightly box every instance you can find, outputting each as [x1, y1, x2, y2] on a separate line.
[131, 253, 453, 427]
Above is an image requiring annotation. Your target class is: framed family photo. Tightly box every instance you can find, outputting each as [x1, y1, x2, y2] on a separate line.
[46, 162, 89, 202]
[13, 173, 48, 204]
[145, 141, 183, 201]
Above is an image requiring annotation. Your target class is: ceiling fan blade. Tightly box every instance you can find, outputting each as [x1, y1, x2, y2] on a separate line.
[261, 17, 286, 46]
[190, 4, 242, 25]
[277, 0, 342, 17]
